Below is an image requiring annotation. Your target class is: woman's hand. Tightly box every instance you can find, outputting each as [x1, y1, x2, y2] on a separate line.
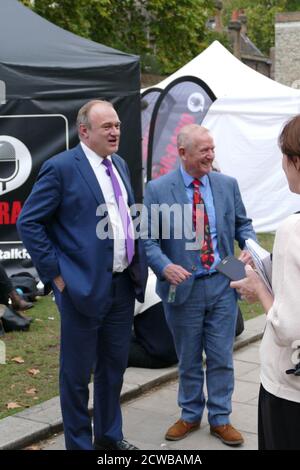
[238, 250, 252, 265]
[238, 249, 255, 268]
[230, 265, 264, 303]
[230, 265, 274, 312]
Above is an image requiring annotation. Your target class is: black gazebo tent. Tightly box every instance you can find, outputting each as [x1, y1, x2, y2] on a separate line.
[0, 0, 142, 270]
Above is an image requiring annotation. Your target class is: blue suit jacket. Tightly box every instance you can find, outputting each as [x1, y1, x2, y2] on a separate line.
[142, 169, 256, 305]
[17, 144, 147, 316]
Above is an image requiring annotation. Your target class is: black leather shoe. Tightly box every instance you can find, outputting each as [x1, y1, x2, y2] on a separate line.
[94, 439, 139, 450]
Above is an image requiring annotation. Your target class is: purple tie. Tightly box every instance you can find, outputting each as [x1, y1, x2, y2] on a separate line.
[102, 158, 135, 264]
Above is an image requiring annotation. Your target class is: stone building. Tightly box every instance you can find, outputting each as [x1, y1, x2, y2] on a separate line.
[275, 12, 300, 88]
[211, 2, 271, 77]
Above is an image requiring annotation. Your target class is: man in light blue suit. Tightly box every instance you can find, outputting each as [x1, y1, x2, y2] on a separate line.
[142, 124, 255, 446]
[17, 100, 147, 450]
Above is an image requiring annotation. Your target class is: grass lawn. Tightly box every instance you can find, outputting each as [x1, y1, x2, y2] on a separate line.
[0, 295, 60, 419]
[0, 232, 275, 419]
[236, 232, 275, 321]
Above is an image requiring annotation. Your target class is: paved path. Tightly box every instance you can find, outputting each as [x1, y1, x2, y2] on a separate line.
[40, 338, 261, 451]
[0, 315, 265, 450]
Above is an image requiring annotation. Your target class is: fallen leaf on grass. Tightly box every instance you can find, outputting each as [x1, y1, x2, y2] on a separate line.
[6, 402, 22, 410]
[25, 387, 38, 396]
[11, 356, 25, 364]
[27, 368, 40, 376]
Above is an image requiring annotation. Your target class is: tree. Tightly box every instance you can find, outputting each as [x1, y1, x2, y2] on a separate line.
[142, 0, 216, 73]
[29, 0, 107, 38]
[222, 0, 298, 55]
[285, 0, 300, 9]
[20, 0, 224, 74]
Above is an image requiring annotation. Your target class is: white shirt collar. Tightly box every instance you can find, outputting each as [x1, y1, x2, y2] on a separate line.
[80, 141, 112, 168]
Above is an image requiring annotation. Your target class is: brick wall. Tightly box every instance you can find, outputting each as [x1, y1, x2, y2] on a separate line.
[275, 12, 300, 88]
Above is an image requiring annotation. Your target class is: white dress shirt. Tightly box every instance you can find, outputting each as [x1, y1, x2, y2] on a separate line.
[81, 141, 131, 272]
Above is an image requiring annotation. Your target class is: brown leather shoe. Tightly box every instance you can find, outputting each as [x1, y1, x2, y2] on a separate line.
[210, 424, 244, 446]
[165, 419, 200, 441]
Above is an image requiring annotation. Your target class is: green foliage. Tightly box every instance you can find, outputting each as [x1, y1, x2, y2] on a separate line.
[204, 29, 233, 54]
[0, 296, 60, 419]
[143, 0, 215, 74]
[285, 0, 300, 9]
[20, 0, 299, 73]
[31, 0, 107, 38]
[88, 0, 148, 59]
[236, 232, 275, 320]
[222, 0, 298, 55]
[20, 0, 218, 74]
[244, 5, 283, 55]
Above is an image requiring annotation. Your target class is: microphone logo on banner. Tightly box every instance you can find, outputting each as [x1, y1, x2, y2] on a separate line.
[0, 136, 32, 195]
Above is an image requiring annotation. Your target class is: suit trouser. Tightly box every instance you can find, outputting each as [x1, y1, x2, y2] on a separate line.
[164, 272, 237, 426]
[53, 271, 135, 450]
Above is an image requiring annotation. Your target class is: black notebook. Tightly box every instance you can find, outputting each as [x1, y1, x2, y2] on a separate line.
[216, 256, 246, 281]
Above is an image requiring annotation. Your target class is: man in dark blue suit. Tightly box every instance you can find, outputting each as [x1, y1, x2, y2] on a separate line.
[17, 100, 147, 450]
[142, 124, 256, 446]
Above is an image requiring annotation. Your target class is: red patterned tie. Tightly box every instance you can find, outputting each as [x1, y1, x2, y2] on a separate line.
[192, 178, 214, 270]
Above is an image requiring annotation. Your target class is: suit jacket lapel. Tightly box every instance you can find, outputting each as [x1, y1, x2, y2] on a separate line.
[170, 169, 194, 241]
[208, 172, 224, 247]
[74, 144, 105, 206]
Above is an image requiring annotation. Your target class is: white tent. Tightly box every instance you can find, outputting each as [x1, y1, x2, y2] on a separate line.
[147, 41, 300, 232]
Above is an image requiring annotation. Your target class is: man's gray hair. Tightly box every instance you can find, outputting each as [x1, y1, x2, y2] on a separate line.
[177, 124, 210, 150]
[76, 99, 114, 130]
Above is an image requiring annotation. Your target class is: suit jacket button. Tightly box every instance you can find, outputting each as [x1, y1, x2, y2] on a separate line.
[191, 265, 197, 271]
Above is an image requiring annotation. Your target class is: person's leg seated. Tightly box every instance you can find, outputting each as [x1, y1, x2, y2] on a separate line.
[128, 336, 177, 369]
[128, 338, 154, 368]
[0, 264, 33, 310]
